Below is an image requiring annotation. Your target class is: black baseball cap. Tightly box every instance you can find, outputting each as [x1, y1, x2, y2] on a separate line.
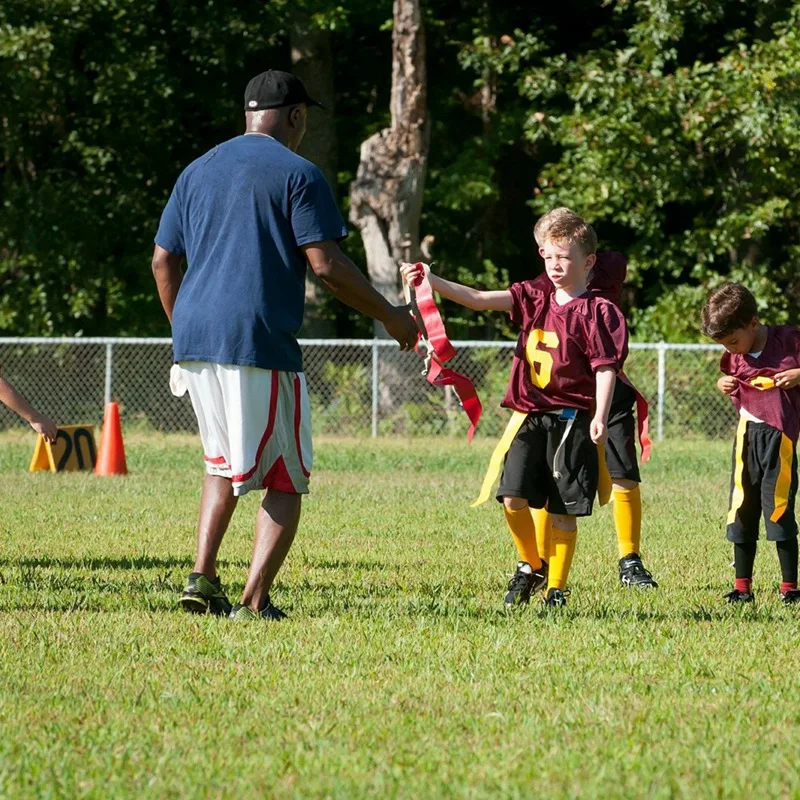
[244, 70, 323, 111]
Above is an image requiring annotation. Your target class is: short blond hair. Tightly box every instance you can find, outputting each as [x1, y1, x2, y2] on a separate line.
[534, 207, 597, 255]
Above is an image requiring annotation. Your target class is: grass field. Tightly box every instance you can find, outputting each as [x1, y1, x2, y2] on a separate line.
[1, 432, 799, 798]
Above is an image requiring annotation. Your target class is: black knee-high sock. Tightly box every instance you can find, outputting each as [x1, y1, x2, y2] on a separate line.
[776, 538, 798, 584]
[734, 541, 758, 579]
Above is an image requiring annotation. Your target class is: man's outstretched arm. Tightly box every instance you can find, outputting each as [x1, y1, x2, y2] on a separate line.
[303, 240, 418, 350]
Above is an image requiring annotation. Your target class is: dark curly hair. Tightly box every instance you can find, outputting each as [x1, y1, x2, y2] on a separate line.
[701, 282, 758, 339]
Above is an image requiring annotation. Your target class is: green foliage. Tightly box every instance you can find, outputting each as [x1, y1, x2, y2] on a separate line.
[0, 0, 286, 335]
[3, 0, 800, 340]
[516, 0, 800, 340]
[311, 361, 370, 434]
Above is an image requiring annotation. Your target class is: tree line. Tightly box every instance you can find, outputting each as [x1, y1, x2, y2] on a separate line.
[1, 0, 798, 341]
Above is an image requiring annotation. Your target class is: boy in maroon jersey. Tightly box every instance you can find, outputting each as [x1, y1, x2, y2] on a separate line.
[401, 212, 627, 606]
[702, 282, 800, 604]
[530, 208, 657, 590]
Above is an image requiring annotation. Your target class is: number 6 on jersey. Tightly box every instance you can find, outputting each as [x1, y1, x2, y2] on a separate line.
[525, 329, 559, 389]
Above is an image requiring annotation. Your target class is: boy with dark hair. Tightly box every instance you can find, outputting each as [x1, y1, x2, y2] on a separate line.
[702, 282, 800, 604]
[402, 211, 627, 607]
[529, 208, 656, 590]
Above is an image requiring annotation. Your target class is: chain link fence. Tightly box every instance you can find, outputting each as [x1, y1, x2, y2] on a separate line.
[0, 338, 735, 440]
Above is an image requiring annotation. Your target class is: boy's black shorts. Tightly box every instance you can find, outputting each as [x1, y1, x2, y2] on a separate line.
[727, 420, 798, 543]
[605, 379, 641, 483]
[496, 409, 598, 516]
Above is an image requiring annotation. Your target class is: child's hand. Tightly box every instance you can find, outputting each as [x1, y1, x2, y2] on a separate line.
[717, 376, 737, 395]
[590, 417, 608, 445]
[774, 368, 800, 389]
[30, 414, 57, 444]
[399, 261, 429, 288]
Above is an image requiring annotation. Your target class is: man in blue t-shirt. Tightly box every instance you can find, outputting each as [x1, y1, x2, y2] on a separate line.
[152, 70, 417, 622]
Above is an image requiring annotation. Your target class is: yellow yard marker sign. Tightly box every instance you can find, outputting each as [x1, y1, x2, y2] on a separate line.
[29, 426, 97, 473]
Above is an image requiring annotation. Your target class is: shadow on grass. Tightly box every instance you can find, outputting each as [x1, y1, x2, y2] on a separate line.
[0, 559, 786, 624]
[303, 557, 391, 572]
[1, 555, 250, 572]
[0, 594, 785, 624]
[569, 604, 783, 624]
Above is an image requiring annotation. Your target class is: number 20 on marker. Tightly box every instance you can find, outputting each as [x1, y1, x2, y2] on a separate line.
[29, 426, 98, 473]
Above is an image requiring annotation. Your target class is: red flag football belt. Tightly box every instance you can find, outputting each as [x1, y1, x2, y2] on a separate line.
[618, 370, 652, 464]
[403, 264, 482, 441]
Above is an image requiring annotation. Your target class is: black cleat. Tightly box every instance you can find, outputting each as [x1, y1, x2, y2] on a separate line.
[504, 561, 548, 608]
[724, 589, 754, 604]
[229, 597, 288, 621]
[180, 572, 232, 617]
[619, 553, 658, 589]
[781, 589, 800, 605]
[543, 587, 569, 607]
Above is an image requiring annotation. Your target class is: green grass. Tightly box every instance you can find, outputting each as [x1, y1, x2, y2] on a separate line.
[1, 432, 799, 798]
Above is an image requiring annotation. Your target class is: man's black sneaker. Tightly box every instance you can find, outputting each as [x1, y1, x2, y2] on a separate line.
[543, 587, 569, 607]
[229, 597, 288, 621]
[619, 553, 658, 589]
[504, 561, 548, 608]
[724, 589, 754, 604]
[781, 589, 800, 605]
[180, 572, 232, 617]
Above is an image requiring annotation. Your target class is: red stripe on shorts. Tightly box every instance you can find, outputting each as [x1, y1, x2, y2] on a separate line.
[262, 455, 297, 493]
[231, 370, 280, 484]
[204, 455, 228, 465]
[294, 375, 310, 478]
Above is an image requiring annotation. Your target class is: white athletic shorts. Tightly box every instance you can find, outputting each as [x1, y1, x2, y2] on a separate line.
[177, 362, 312, 497]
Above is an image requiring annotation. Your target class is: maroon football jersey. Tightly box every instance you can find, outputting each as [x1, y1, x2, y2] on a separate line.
[531, 251, 627, 307]
[721, 325, 800, 441]
[502, 282, 628, 413]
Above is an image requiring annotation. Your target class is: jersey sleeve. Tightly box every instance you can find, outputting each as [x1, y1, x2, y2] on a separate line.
[290, 166, 349, 247]
[508, 281, 547, 329]
[586, 300, 628, 372]
[154, 179, 186, 255]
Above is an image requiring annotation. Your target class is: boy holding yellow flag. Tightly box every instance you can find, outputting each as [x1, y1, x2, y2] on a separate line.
[702, 282, 800, 604]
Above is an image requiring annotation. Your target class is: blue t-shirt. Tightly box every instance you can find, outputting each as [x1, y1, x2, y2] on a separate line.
[155, 134, 348, 372]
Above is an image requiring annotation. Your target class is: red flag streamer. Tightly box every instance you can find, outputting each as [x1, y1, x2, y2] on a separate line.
[618, 370, 652, 464]
[403, 263, 483, 442]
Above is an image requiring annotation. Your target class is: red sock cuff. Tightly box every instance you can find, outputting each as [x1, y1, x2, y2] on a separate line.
[781, 582, 797, 595]
[734, 578, 752, 593]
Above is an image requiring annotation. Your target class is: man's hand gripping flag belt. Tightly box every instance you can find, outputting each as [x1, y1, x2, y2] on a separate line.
[401, 263, 482, 442]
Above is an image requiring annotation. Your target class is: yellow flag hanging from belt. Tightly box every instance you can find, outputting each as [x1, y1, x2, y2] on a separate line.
[597, 444, 612, 507]
[727, 416, 748, 525]
[472, 411, 528, 507]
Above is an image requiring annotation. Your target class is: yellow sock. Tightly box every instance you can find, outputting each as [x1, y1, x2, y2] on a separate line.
[548, 527, 577, 590]
[504, 506, 542, 570]
[531, 507, 551, 563]
[613, 485, 642, 558]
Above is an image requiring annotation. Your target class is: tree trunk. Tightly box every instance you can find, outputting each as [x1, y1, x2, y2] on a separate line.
[349, 0, 429, 332]
[291, 10, 338, 336]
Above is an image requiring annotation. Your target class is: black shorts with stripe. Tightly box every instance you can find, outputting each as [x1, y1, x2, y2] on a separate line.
[605, 379, 641, 483]
[727, 420, 798, 543]
[496, 410, 598, 516]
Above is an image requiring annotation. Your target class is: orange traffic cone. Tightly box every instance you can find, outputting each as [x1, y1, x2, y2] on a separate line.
[94, 402, 128, 476]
